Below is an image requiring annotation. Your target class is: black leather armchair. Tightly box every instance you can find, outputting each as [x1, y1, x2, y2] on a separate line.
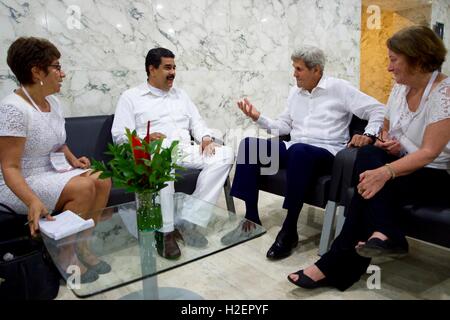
[255, 115, 367, 254]
[259, 116, 368, 207]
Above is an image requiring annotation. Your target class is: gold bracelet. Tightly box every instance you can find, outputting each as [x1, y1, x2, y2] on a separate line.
[384, 163, 396, 180]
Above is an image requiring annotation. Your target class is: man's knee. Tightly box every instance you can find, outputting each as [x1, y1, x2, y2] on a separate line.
[237, 137, 255, 165]
[219, 145, 235, 165]
[237, 137, 273, 165]
[238, 137, 259, 155]
[287, 143, 310, 156]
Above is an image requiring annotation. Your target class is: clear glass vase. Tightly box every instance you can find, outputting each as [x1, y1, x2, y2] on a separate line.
[135, 191, 162, 232]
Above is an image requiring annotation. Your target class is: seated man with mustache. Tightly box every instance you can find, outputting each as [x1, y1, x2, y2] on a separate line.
[112, 47, 234, 260]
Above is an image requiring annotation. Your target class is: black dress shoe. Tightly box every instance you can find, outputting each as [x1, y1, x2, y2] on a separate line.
[287, 270, 329, 289]
[266, 230, 298, 260]
[155, 231, 181, 260]
[356, 237, 408, 259]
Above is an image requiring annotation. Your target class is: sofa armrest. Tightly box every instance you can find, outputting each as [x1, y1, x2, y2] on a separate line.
[267, 134, 290, 143]
[65, 115, 114, 163]
[0, 205, 28, 241]
[328, 147, 359, 204]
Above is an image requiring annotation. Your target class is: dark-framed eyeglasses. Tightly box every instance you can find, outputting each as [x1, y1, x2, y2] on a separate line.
[49, 64, 62, 72]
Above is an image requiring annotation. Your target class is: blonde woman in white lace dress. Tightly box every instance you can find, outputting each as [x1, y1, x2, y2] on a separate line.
[0, 37, 112, 283]
[288, 26, 450, 291]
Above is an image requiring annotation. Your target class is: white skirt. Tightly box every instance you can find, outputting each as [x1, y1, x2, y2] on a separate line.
[0, 166, 89, 215]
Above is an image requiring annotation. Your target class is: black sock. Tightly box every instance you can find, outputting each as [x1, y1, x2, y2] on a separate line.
[281, 207, 301, 235]
[244, 200, 262, 225]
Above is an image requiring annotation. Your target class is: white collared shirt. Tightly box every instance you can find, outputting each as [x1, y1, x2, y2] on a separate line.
[112, 82, 212, 145]
[256, 76, 385, 155]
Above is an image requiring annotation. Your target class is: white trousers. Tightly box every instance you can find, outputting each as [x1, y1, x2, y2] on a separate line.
[159, 144, 234, 232]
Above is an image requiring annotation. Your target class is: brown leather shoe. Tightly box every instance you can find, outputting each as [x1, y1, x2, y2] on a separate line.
[155, 231, 181, 260]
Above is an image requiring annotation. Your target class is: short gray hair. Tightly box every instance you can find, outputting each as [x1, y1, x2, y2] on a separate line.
[291, 46, 326, 72]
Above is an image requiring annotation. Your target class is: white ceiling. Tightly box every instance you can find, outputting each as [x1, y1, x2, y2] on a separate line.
[362, 0, 432, 12]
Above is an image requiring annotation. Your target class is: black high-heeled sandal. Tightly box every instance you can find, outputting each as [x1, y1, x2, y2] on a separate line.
[85, 260, 112, 274]
[64, 268, 99, 284]
[356, 237, 408, 258]
[287, 270, 329, 289]
[77, 252, 112, 274]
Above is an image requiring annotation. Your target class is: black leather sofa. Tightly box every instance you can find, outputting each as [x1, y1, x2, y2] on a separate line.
[0, 114, 235, 241]
[65, 114, 235, 210]
[2, 114, 448, 250]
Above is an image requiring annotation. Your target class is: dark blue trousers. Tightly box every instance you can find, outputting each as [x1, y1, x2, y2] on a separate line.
[230, 137, 334, 231]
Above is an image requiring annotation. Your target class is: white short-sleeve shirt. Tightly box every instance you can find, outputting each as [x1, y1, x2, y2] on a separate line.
[386, 77, 450, 171]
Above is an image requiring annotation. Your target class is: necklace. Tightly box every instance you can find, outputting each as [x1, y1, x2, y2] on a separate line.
[390, 70, 439, 138]
[21, 85, 65, 149]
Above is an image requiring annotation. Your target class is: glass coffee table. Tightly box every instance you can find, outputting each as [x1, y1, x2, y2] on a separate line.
[42, 193, 265, 299]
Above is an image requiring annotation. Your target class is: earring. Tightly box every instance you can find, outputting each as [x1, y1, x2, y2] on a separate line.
[40, 80, 44, 86]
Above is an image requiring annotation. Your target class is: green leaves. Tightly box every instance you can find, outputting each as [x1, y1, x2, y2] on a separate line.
[91, 130, 183, 194]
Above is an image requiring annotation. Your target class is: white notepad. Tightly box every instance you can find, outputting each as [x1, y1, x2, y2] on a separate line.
[39, 210, 95, 240]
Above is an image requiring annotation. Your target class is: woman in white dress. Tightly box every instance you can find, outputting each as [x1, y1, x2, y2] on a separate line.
[0, 37, 112, 283]
[287, 26, 450, 291]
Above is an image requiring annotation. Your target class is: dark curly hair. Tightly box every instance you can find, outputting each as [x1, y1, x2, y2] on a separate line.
[7, 37, 61, 85]
[387, 26, 447, 73]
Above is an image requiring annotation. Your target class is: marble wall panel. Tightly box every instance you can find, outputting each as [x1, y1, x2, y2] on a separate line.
[229, 0, 290, 71]
[287, 0, 362, 86]
[1, 0, 362, 137]
[44, 0, 159, 71]
[0, 0, 48, 69]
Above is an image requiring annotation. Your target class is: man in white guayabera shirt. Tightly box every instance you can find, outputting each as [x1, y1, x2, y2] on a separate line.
[222, 46, 385, 260]
[112, 48, 234, 260]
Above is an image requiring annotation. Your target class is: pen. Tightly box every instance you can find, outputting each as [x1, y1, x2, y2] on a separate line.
[24, 210, 55, 226]
[375, 135, 385, 143]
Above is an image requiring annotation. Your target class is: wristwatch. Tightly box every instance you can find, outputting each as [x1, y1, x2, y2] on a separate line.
[363, 133, 377, 144]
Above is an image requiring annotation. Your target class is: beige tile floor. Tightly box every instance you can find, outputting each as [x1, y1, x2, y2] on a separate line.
[56, 191, 450, 300]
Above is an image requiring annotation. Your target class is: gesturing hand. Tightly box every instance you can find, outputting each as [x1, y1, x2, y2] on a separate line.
[237, 98, 261, 121]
